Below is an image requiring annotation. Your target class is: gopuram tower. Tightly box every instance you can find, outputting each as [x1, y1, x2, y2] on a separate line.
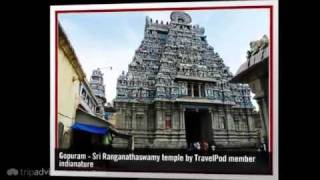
[113, 12, 261, 150]
[90, 68, 106, 118]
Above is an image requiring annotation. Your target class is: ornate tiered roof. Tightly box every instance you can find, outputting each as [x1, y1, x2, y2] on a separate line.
[115, 12, 253, 108]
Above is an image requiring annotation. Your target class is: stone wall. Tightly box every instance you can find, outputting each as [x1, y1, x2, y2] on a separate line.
[113, 101, 260, 149]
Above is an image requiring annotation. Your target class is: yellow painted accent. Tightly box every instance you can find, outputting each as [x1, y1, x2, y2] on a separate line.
[57, 47, 81, 147]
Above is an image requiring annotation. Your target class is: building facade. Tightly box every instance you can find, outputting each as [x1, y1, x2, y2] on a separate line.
[113, 12, 261, 150]
[58, 23, 87, 149]
[58, 24, 110, 150]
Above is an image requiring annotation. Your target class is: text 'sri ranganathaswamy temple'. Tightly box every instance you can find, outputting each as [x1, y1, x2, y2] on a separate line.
[113, 12, 263, 150]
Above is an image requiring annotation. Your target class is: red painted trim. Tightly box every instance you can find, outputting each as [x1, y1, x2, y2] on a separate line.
[54, 5, 275, 174]
[55, 6, 273, 14]
[55, 11, 59, 149]
[269, 5, 274, 173]
[269, 6, 273, 153]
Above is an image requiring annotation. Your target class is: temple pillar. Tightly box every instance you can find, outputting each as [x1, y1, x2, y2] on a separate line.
[155, 103, 163, 129]
[209, 108, 216, 129]
[256, 97, 268, 144]
[226, 108, 235, 131]
[208, 108, 216, 142]
[218, 108, 224, 129]
[249, 78, 268, 145]
[198, 83, 201, 98]
[191, 83, 194, 98]
[173, 109, 179, 129]
[132, 112, 137, 130]
[179, 107, 185, 129]
[246, 110, 256, 131]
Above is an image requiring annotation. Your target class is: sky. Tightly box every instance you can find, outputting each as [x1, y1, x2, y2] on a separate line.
[59, 9, 269, 109]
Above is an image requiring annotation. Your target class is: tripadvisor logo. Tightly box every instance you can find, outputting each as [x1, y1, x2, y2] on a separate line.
[7, 168, 49, 176]
[7, 168, 18, 176]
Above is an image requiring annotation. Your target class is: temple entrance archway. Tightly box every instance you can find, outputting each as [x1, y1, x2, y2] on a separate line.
[184, 108, 213, 148]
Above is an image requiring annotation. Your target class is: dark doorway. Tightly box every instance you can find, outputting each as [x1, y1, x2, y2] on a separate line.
[185, 109, 213, 146]
[71, 130, 108, 152]
[71, 130, 94, 152]
[72, 130, 100, 152]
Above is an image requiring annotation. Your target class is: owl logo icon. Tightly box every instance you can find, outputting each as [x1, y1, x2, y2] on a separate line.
[7, 168, 18, 176]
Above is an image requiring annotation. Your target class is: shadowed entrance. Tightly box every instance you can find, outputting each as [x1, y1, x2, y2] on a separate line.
[184, 108, 213, 147]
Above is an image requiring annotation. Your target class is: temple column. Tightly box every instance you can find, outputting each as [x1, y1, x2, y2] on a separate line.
[249, 78, 268, 146]
[246, 109, 256, 131]
[155, 103, 162, 130]
[226, 107, 235, 131]
[173, 109, 179, 129]
[256, 97, 268, 144]
[211, 108, 219, 129]
[209, 108, 214, 128]
[191, 83, 194, 98]
[208, 108, 215, 140]
[179, 107, 185, 130]
[122, 108, 127, 129]
[132, 112, 136, 130]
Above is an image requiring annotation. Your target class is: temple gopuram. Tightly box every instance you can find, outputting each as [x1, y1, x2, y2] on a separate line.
[113, 11, 261, 150]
